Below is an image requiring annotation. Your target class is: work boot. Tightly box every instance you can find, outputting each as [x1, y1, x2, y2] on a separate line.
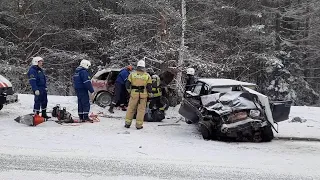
[124, 124, 130, 128]
[78, 114, 84, 121]
[120, 105, 127, 111]
[136, 126, 143, 130]
[83, 118, 93, 123]
[41, 110, 51, 119]
[82, 115, 93, 123]
[108, 104, 114, 113]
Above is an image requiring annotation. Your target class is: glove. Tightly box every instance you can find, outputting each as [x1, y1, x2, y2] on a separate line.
[35, 90, 40, 96]
[89, 93, 94, 102]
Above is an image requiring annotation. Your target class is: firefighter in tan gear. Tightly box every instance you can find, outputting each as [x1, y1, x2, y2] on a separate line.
[125, 60, 152, 129]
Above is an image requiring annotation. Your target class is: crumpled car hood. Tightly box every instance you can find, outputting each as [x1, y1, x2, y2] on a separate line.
[201, 91, 261, 115]
[200, 88, 275, 128]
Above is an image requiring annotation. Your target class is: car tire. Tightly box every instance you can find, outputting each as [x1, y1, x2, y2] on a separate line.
[95, 92, 113, 108]
[0, 104, 3, 110]
[160, 96, 170, 110]
[261, 125, 274, 142]
[185, 118, 193, 124]
[199, 121, 212, 140]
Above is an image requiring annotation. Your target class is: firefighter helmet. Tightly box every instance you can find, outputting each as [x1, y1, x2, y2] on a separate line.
[186, 67, 195, 75]
[32, 56, 44, 65]
[80, 59, 91, 69]
[137, 60, 145, 68]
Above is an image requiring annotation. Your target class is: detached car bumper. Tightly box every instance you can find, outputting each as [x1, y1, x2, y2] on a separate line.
[0, 93, 18, 105]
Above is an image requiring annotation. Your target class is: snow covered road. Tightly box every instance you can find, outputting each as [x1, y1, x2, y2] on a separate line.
[0, 143, 319, 180]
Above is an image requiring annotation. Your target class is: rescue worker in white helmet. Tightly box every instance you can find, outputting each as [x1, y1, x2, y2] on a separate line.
[27, 56, 50, 119]
[185, 67, 196, 92]
[73, 59, 94, 122]
[125, 60, 153, 129]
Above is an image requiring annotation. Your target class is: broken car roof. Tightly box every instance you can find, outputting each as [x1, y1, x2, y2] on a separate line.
[198, 78, 256, 87]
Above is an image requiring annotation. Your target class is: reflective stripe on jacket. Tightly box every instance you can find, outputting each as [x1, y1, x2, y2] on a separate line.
[152, 77, 161, 97]
[73, 67, 94, 93]
[127, 71, 152, 98]
[27, 65, 47, 91]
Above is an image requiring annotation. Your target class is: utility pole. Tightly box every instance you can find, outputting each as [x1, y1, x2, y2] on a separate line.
[176, 0, 186, 97]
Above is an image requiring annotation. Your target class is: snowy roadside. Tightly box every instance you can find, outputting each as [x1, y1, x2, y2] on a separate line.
[1, 94, 320, 179]
[274, 106, 320, 140]
[1, 94, 320, 141]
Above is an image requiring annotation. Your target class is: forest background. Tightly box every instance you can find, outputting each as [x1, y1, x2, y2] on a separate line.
[1, 0, 320, 106]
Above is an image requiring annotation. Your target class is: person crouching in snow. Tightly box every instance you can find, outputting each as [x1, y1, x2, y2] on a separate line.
[73, 59, 94, 122]
[108, 65, 133, 113]
[27, 56, 50, 119]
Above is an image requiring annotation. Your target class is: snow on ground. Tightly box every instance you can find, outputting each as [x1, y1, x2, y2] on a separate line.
[2, 94, 319, 140]
[275, 106, 320, 139]
[1, 94, 320, 179]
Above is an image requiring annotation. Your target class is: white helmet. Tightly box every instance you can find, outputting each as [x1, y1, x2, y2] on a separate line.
[137, 60, 145, 68]
[80, 59, 91, 69]
[152, 74, 159, 80]
[152, 75, 160, 86]
[32, 56, 43, 65]
[186, 67, 195, 75]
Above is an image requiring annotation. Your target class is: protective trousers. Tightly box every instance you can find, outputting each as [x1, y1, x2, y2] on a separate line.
[112, 82, 123, 106]
[76, 89, 90, 120]
[34, 88, 48, 113]
[125, 95, 147, 128]
[120, 84, 129, 105]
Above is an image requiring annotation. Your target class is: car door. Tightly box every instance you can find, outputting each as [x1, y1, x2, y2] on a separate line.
[91, 70, 109, 91]
[270, 100, 292, 122]
[179, 82, 207, 123]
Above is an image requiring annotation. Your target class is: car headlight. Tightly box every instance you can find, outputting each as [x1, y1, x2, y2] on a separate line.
[250, 110, 260, 118]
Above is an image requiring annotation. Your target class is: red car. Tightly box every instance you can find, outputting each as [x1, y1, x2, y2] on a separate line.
[91, 68, 175, 109]
[91, 68, 121, 107]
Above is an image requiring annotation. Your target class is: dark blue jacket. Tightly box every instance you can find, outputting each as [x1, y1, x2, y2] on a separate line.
[73, 67, 94, 93]
[27, 65, 47, 91]
[115, 68, 130, 85]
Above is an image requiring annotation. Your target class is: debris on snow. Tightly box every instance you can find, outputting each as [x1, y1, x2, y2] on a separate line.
[290, 117, 307, 123]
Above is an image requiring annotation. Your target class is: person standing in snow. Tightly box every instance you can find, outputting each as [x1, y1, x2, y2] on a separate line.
[108, 65, 133, 113]
[73, 59, 94, 122]
[124, 60, 153, 129]
[185, 67, 196, 92]
[27, 56, 50, 119]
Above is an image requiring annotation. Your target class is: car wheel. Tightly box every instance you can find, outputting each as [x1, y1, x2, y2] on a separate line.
[199, 121, 212, 140]
[185, 118, 193, 124]
[261, 125, 274, 142]
[0, 104, 3, 110]
[160, 96, 170, 110]
[95, 92, 113, 108]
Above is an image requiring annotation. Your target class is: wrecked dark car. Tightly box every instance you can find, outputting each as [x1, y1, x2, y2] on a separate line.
[178, 78, 292, 142]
